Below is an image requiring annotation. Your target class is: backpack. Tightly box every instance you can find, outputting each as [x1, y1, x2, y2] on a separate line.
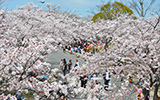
[74, 63, 78, 67]
[16, 92, 21, 99]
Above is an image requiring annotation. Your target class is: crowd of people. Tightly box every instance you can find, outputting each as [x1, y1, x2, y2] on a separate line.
[62, 39, 107, 55]
[59, 59, 79, 76]
[0, 58, 144, 100]
[0, 58, 145, 100]
[56, 60, 147, 100]
[53, 57, 116, 100]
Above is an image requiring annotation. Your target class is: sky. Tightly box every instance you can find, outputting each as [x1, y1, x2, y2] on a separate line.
[1, 0, 160, 18]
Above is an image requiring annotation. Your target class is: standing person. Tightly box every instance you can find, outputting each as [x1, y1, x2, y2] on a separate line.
[81, 48, 84, 54]
[65, 45, 68, 51]
[63, 45, 66, 53]
[129, 72, 133, 84]
[68, 44, 71, 51]
[63, 59, 68, 76]
[78, 46, 81, 54]
[105, 70, 110, 88]
[98, 82, 103, 90]
[84, 46, 86, 52]
[59, 59, 63, 70]
[71, 47, 73, 54]
[137, 88, 142, 100]
[15, 90, 22, 100]
[74, 59, 79, 68]
[83, 74, 88, 88]
[80, 75, 84, 87]
[68, 60, 72, 73]
[92, 48, 95, 54]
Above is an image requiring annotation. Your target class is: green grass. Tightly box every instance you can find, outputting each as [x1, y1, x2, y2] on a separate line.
[22, 91, 35, 100]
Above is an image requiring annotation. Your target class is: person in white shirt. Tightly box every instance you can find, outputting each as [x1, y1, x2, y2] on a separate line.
[74, 59, 79, 68]
[106, 71, 110, 80]
[104, 70, 110, 88]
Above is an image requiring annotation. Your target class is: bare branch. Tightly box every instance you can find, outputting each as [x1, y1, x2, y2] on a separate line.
[154, 16, 160, 29]
[129, 0, 156, 17]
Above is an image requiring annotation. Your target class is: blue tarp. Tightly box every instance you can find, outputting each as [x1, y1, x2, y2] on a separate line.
[42, 76, 48, 79]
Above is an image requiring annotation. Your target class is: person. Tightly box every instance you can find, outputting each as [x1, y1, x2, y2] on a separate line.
[89, 73, 94, 80]
[65, 45, 68, 51]
[63, 59, 68, 76]
[63, 45, 66, 53]
[80, 73, 88, 88]
[84, 47, 86, 52]
[129, 72, 133, 84]
[81, 48, 84, 54]
[59, 59, 63, 70]
[70, 47, 73, 54]
[95, 82, 99, 91]
[15, 90, 22, 100]
[6, 96, 10, 100]
[120, 71, 124, 82]
[98, 82, 103, 90]
[68, 60, 72, 73]
[74, 59, 79, 68]
[78, 46, 81, 54]
[80, 75, 84, 88]
[103, 70, 110, 90]
[75, 47, 78, 53]
[93, 73, 97, 78]
[92, 48, 95, 54]
[56, 89, 65, 100]
[68, 44, 71, 51]
[105, 70, 110, 87]
[84, 75, 88, 88]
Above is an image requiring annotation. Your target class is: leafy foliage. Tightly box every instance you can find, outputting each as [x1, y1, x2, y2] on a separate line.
[92, 1, 136, 22]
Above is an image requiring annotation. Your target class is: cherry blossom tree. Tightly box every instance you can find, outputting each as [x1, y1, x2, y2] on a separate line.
[84, 15, 160, 100]
[0, 2, 159, 100]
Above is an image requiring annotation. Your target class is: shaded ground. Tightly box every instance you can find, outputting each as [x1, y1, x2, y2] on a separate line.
[46, 49, 85, 69]
[46, 50, 87, 100]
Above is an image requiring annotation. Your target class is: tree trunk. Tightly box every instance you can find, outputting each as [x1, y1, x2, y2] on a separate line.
[153, 83, 160, 100]
[143, 88, 150, 100]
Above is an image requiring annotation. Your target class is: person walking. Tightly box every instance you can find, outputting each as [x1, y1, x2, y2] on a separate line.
[84, 74, 88, 88]
[74, 59, 79, 68]
[59, 59, 63, 70]
[104, 69, 110, 91]
[105, 70, 110, 87]
[68, 60, 72, 73]
[63, 45, 66, 53]
[63, 59, 68, 76]
[15, 90, 22, 100]
[80, 75, 84, 88]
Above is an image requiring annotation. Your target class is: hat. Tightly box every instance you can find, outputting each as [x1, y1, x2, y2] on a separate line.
[54, 74, 57, 78]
